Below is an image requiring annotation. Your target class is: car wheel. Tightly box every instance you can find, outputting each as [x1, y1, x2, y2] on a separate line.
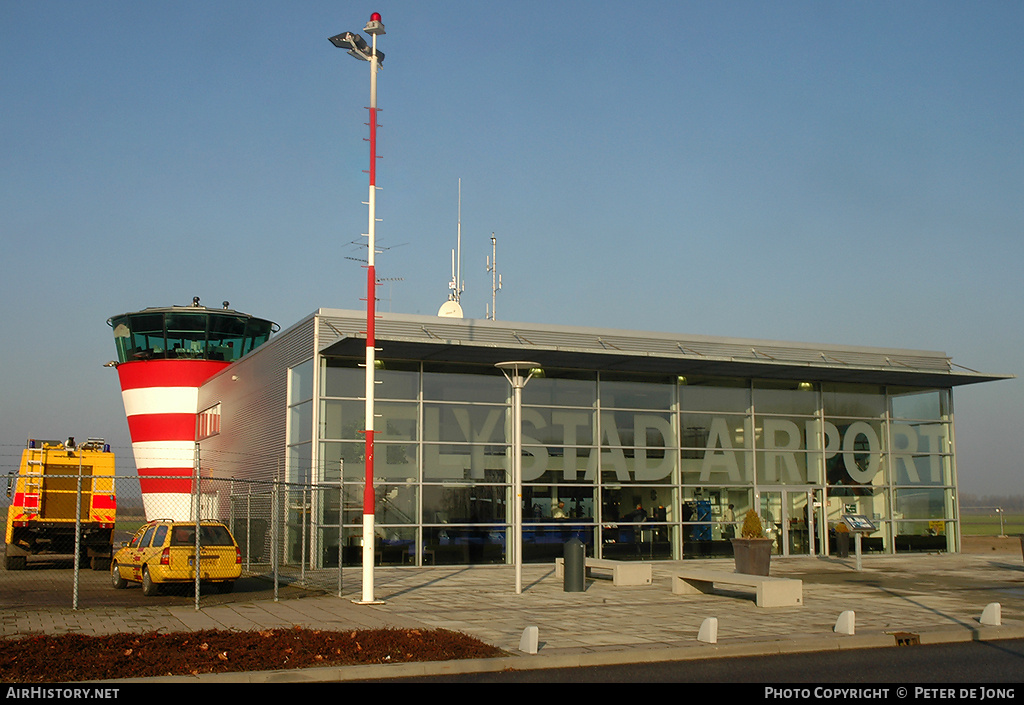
[110, 561, 127, 589]
[141, 566, 159, 596]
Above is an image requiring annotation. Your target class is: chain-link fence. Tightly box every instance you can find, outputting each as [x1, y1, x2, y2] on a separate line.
[1, 472, 346, 610]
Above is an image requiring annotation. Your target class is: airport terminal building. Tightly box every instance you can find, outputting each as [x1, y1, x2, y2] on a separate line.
[145, 307, 1005, 569]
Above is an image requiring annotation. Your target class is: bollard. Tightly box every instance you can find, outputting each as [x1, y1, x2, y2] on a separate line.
[519, 626, 539, 654]
[563, 537, 585, 592]
[698, 617, 718, 644]
[834, 610, 856, 635]
[981, 602, 1001, 627]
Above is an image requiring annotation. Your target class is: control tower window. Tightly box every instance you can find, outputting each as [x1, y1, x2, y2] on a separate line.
[209, 315, 248, 362]
[166, 312, 209, 359]
[111, 313, 166, 361]
[242, 319, 274, 356]
[109, 308, 276, 364]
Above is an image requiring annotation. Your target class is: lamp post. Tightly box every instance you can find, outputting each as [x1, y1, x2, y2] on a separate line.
[496, 361, 540, 594]
[330, 12, 386, 605]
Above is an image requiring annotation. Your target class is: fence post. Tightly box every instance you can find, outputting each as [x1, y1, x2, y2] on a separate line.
[73, 457, 83, 610]
[193, 441, 201, 611]
[337, 485, 343, 598]
[245, 490, 252, 571]
[272, 475, 280, 602]
[301, 486, 308, 584]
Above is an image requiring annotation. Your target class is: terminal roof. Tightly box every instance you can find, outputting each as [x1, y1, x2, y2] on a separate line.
[312, 309, 1011, 388]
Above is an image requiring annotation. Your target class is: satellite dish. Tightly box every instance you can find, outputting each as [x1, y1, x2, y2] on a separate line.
[437, 301, 464, 318]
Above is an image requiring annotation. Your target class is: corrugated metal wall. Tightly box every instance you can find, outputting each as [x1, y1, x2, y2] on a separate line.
[198, 313, 317, 483]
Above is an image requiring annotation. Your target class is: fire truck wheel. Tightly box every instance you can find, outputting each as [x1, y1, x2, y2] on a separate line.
[110, 561, 128, 589]
[141, 566, 160, 596]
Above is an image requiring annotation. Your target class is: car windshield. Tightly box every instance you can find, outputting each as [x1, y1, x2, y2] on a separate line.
[169, 524, 234, 547]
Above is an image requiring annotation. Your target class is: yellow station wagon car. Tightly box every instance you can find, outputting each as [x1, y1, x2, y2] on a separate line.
[111, 519, 241, 595]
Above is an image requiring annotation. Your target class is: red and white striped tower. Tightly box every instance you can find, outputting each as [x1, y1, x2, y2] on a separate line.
[108, 302, 276, 521]
[116, 359, 227, 521]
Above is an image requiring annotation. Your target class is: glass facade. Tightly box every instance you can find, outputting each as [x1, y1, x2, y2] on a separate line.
[301, 358, 960, 567]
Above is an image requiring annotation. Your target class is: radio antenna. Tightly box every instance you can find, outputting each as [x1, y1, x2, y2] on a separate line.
[486, 233, 502, 320]
[438, 178, 465, 317]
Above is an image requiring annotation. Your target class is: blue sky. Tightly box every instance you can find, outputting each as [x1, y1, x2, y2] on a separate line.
[2, 1, 1021, 495]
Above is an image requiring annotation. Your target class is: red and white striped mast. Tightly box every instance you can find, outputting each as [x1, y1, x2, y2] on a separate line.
[361, 11, 383, 606]
[330, 12, 386, 605]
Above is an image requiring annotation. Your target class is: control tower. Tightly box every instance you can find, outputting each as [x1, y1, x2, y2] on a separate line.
[107, 298, 277, 520]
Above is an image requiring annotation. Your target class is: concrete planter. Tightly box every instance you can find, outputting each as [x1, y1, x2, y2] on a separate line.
[731, 538, 772, 576]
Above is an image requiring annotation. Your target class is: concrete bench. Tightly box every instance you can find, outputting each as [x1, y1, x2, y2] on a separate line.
[554, 557, 653, 586]
[671, 568, 802, 607]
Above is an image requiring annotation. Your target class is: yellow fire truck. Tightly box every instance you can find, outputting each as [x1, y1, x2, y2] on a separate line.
[4, 438, 117, 571]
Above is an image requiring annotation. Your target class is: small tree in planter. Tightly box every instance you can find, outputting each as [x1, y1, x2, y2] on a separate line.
[732, 509, 772, 575]
[740, 509, 765, 539]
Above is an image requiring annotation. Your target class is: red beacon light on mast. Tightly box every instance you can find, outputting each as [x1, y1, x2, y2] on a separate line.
[365, 13, 385, 35]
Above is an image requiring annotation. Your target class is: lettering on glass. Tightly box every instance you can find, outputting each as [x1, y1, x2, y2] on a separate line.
[410, 408, 938, 485]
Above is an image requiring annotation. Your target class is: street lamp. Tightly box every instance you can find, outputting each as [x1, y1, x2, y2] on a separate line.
[330, 12, 386, 606]
[496, 361, 540, 594]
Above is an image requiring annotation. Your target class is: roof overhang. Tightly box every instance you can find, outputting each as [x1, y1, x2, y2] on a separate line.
[316, 310, 1012, 389]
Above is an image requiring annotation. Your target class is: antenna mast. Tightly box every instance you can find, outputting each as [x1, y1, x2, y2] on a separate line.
[486, 233, 502, 320]
[449, 178, 464, 303]
[438, 178, 465, 317]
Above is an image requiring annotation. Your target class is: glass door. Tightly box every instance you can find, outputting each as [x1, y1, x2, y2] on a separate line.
[758, 490, 784, 555]
[757, 488, 820, 556]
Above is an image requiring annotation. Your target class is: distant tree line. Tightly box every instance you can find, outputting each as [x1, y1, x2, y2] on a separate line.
[961, 494, 1024, 511]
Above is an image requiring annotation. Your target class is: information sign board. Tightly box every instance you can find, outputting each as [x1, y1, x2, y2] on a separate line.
[841, 514, 877, 533]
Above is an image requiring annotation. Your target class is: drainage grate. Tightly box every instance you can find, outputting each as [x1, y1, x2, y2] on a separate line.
[892, 631, 921, 646]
